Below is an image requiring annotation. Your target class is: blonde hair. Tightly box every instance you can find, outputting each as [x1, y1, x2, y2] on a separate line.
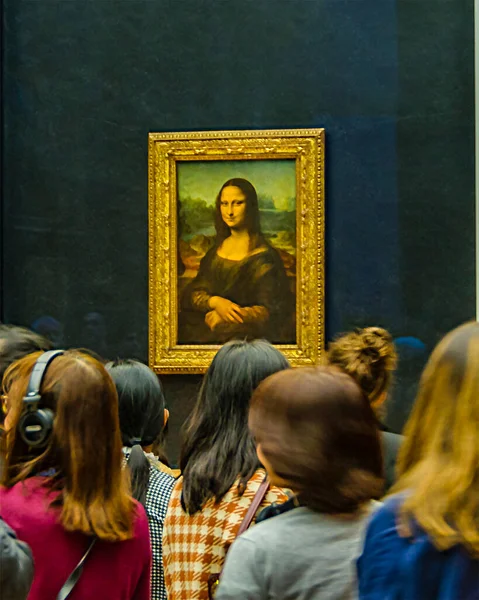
[327, 327, 397, 406]
[393, 322, 479, 556]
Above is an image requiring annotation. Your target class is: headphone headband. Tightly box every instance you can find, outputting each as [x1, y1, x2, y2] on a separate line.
[23, 350, 65, 407]
[19, 349, 65, 448]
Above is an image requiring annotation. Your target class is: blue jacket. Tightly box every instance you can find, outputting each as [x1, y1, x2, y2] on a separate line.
[357, 495, 479, 600]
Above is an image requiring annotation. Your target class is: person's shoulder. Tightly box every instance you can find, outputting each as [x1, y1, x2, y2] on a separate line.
[264, 485, 289, 505]
[155, 460, 181, 478]
[168, 475, 183, 497]
[245, 469, 289, 505]
[366, 493, 404, 533]
[146, 467, 176, 512]
[381, 430, 404, 451]
[126, 502, 151, 565]
[148, 463, 176, 486]
[1, 477, 54, 503]
[243, 505, 311, 547]
[241, 510, 285, 544]
[163, 477, 184, 519]
[131, 500, 151, 537]
[241, 245, 282, 276]
[248, 244, 277, 261]
[377, 493, 404, 512]
[132, 499, 148, 520]
[200, 245, 217, 262]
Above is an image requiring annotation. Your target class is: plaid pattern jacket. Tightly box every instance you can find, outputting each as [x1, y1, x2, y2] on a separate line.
[163, 469, 288, 600]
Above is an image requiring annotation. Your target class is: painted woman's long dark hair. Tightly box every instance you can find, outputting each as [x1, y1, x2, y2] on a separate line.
[214, 178, 265, 250]
[180, 339, 290, 514]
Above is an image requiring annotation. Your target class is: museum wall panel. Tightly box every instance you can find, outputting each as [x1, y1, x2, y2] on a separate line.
[1, 0, 474, 461]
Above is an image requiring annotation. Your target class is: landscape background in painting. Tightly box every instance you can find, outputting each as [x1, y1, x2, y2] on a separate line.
[177, 159, 297, 281]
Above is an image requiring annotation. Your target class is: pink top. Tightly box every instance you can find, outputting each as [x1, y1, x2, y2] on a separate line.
[0, 477, 151, 600]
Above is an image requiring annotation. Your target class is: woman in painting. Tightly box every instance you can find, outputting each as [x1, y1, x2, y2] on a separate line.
[180, 178, 294, 344]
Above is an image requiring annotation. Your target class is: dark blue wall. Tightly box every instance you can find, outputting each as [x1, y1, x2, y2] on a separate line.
[2, 0, 475, 458]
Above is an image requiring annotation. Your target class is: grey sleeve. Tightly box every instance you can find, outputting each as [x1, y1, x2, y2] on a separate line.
[381, 432, 403, 491]
[216, 536, 267, 600]
[0, 519, 34, 600]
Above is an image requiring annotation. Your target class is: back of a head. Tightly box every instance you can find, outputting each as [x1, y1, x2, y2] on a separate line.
[106, 359, 166, 447]
[394, 322, 479, 556]
[106, 359, 166, 507]
[2, 350, 134, 542]
[250, 366, 383, 514]
[181, 339, 290, 514]
[327, 327, 397, 405]
[0, 325, 52, 383]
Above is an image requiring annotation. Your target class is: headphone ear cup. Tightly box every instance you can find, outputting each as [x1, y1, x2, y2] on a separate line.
[18, 408, 54, 448]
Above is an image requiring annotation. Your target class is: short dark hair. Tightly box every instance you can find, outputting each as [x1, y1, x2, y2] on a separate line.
[0, 325, 52, 384]
[249, 366, 384, 513]
[181, 339, 290, 514]
[214, 178, 263, 248]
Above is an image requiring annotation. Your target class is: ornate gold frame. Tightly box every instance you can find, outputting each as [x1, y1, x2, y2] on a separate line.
[148, 128, 325, 373]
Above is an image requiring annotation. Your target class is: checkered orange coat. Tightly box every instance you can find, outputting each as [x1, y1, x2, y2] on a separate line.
[162, 468, 288, 599]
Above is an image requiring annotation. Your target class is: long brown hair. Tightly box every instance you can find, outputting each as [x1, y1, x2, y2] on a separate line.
[1, 351, 136, 542]
[327, 327, 397, 408]
[249, 367, 383, 514]
[393, 322, 479, 556]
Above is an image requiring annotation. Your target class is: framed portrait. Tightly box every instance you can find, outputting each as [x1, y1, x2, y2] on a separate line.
[148, 128, 325, 373]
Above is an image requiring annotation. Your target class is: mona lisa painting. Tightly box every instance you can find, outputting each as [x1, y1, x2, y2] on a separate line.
[178, 163, 296, 344]
[149, 129, 324, 373]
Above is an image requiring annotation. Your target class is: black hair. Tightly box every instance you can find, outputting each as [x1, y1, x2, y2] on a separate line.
[0, 325, 52, 384]
[105, 359, 167, 506]
[180, 339, 290, 514]
[214, 178, 265, 249]
[126, 445, 150, 506]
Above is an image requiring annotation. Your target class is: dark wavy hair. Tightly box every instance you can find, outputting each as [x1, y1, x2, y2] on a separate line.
[180, 339, 290, 514]
[214, 178, 265, 249]
[106, 359, 167, 506]
[0, 325, 52, 383]
[250, 366, 384, 513]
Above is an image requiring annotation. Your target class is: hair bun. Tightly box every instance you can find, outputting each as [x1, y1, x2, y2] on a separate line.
[357, 327, 396, 367]
[358, 342, 382, 362]
[327, 327, 397, 402]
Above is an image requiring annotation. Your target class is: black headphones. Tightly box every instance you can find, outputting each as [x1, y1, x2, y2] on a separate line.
[18, 350, 65, 448]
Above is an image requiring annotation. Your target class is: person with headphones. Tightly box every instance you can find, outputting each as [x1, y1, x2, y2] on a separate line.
[0, 350, 152, 600]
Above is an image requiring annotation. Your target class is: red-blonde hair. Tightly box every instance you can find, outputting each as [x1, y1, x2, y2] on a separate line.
[1, 350, 135, 542]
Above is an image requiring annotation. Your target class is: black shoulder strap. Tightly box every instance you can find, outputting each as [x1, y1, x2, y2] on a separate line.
[56, 538, 96, 600]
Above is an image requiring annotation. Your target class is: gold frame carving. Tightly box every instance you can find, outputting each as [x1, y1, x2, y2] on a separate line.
[148, 128, 325, 373]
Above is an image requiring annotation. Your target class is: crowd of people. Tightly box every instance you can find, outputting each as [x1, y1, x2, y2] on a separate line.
[0, 321, 478, 600]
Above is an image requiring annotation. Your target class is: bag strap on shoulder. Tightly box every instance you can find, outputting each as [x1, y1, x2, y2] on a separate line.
[207, 476, 270, 599]
[56, 537, 96, 600]
[237, 476, 270, 536]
